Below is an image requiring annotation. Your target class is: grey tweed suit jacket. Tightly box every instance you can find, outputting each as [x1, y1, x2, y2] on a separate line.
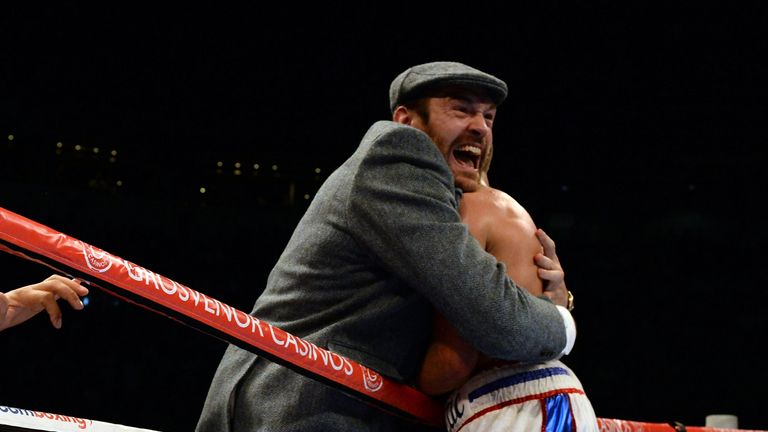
[195, 121, 567, 432]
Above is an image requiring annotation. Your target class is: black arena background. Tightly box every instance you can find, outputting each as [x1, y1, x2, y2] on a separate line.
[1, 4, 767, 431]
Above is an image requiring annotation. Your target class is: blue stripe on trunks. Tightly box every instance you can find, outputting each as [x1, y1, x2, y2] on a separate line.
[545, 393, 574, 432]
[468, 367, 570, 403]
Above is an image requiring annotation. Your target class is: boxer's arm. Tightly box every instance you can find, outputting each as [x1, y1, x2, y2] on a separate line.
[418, 312, 479, 395]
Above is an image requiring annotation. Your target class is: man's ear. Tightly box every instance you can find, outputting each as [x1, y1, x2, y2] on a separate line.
[392, 106, 412, 125]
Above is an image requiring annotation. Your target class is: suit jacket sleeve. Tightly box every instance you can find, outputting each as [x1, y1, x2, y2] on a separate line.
[348, 122, 567, 361]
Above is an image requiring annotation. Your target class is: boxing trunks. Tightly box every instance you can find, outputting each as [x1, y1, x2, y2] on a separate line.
[445, 359, 598, 432]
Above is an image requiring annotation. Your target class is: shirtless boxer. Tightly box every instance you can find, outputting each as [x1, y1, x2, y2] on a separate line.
[419, 144, 598, 432]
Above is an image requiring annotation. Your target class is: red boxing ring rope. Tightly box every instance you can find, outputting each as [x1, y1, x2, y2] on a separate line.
[1, 206, 765, 432]
[0, 206, 443, 427]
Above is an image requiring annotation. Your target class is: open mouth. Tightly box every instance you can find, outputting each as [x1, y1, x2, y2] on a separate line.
[452, 145, 482, 170]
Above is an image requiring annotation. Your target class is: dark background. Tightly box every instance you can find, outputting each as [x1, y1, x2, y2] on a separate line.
[1, 3, 766, 431]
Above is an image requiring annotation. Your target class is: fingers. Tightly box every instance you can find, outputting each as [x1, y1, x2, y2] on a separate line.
[41, 295, 64, 329]
[534, 253, 553, 270]
[71, 278, 89, 296]
[45, 275, 88, 310]
[535, 253, 564, 279]
[537, 267, 563, 282]
[535, 230, 566, 286]
[535, 241, 568, 308]
[535, 229, 559, 264]
[38, 275, 88, 329]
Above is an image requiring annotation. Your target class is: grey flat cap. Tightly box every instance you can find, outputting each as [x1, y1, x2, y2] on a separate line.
[389, 61, 508, 112]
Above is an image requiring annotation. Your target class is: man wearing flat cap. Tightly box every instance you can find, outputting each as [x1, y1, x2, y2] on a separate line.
[196, 61, 576, 432]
